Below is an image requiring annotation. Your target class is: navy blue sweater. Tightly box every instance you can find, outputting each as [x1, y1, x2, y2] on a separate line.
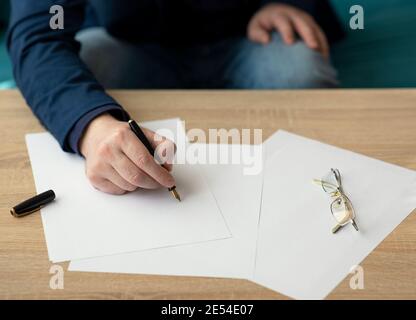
[7, 0, 343, 153]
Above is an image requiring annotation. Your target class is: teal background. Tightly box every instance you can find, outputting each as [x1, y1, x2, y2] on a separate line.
[0, 0, 415, 88]
[330, 0, 416, 88]
[0, 0, 12, 88]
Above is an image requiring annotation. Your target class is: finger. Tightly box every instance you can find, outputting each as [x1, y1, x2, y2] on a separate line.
[271, 14, 295, 44]
[248, 17, 270, 44]
[314, 25, 330, 58]
[92, 177, 126, 195]
[142, 128, 175, 171]
[155, 140, 174, 172]
[122, 131, 175, 188]
[102, 164, 139, 192]
[111, 152, 161, 189]
[291, 15, 319, 50]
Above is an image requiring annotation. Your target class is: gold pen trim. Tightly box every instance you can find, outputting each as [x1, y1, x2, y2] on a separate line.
[10, 206, 43, 218]
[168, 186, 181, 202]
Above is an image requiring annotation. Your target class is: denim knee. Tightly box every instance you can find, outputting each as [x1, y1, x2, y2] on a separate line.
[225, 34, 339, 89]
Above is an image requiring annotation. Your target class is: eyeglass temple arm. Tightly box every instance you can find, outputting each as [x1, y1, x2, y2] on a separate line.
[331, 168, 343, 188]
[312, 179, 338, 190]
[332, 219, 359, 234]
[332, 224, 342, 234]
[351, 219, 359, 231]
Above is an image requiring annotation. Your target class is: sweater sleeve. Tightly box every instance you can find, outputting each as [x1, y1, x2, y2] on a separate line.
[68, 105, 130, 155]
[7, 0, 127, 152]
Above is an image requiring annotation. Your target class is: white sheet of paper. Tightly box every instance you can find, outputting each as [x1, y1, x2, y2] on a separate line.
[26, 119, 230, 262]
[69, 143, 263, 279]
[254, 131, 416, 300]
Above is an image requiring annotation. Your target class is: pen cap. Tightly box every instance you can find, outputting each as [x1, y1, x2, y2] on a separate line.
[11, 190, 56, 217]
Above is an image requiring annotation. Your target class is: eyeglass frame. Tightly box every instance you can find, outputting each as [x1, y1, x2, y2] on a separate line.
[314, 168, 359, 234]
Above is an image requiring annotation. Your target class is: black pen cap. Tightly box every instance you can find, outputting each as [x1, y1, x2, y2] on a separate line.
[11, 190, 56, 218]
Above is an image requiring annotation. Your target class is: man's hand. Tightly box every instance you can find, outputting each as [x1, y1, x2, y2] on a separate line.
[248, 3, 329, 58]
[80, 114, 176, 195]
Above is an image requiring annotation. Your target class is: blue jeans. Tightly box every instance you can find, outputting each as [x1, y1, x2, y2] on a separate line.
[77, 28, 338, 89]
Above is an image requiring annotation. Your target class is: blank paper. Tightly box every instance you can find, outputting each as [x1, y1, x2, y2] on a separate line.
[68, 130, 416, 300]
[26, 119, 230, 262]
[254, 131, 416, 299]
[69, 143, 263, 279]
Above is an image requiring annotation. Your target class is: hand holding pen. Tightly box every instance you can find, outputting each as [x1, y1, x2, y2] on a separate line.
[79, 113, 179, 197]
[128, 120, 181, 201]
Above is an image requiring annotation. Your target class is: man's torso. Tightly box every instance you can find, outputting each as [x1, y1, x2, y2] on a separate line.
[87, 0, 344, 44]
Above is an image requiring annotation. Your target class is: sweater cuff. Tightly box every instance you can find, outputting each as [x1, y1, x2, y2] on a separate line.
[67, 105, 130, 155]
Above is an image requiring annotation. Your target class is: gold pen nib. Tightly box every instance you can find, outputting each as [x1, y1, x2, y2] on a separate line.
[169, 186, 181, 202]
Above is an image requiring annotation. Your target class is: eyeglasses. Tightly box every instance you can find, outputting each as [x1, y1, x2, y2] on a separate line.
[313, 168, 359, 234]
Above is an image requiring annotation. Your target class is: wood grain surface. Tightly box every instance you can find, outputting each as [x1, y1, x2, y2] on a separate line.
[0, 89, 415, 299]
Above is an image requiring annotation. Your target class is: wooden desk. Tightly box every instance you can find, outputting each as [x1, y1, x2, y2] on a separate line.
[1, 89, 415, 299]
